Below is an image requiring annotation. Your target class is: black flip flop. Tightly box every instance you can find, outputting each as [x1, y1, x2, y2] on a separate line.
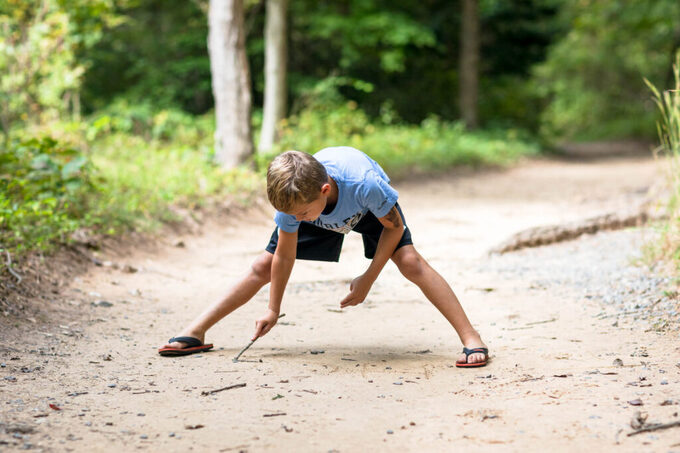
[455, 347, 489, 368]
[158, 336, 213, 356]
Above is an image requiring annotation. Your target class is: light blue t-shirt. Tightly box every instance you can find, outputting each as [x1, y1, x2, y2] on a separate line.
[274, 147, 398, 234]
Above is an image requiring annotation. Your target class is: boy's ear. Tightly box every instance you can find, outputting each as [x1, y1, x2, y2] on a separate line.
[320, 183, 331, 195]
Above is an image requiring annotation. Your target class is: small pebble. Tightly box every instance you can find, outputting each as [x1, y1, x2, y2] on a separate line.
[661, 380, 668, 385]
[140, 434, 148, 439]
[107, 383, 116, 388]
[137, 413, 145, 417]
[387, 430, 394, 435]
[169, 432, 175, 437]
[91, 300, 113, 308]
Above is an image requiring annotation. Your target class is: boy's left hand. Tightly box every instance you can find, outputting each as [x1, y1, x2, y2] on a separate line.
[340, 274, 373, 308]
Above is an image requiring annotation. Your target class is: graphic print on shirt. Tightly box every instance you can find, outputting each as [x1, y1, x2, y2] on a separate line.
[311, 210, 365, 234]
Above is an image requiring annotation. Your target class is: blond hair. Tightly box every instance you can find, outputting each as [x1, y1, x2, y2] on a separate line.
[267, 150, 328, 213]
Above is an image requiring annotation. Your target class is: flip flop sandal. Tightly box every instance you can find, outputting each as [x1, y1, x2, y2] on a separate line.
[158, 336, 213, 357]
[455, 347, 489, 368]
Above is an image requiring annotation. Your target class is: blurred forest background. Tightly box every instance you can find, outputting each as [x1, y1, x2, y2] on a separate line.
[1, 0, 679, 271]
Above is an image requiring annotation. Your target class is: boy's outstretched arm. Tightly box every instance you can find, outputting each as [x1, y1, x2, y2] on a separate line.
[340, 205, 403, 308]
[252, 229, 297, 340]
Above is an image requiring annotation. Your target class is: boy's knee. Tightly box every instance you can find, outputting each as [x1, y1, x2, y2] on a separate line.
[393, 248, 425, 282]
[251, 253, 273, 283]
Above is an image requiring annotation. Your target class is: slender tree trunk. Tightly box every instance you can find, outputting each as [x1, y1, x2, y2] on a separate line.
[259, 0, 288, 152]
[459, 0, 480, 130]
[209, 0, 254, 168]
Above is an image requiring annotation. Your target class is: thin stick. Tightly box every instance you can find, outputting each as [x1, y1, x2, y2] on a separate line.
[232, 313, 285, 363]
[232, 339, 255, 363]
[201, 382, 246, 396]
[627, 420, 680, 436]
[525, 317, 557, 326]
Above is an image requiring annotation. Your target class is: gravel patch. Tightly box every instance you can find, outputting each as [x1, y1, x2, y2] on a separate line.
[482, 227, 679, 331]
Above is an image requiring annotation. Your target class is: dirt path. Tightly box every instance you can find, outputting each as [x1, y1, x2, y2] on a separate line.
[2, 154, 680, 452]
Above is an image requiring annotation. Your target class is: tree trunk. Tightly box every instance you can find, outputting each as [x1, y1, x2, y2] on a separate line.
[459, 0, 480, 130]
[259, 0, 288, 152]
[209, 0, 254, 168]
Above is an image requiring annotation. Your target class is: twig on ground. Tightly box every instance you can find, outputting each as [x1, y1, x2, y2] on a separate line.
[262, 413, 286, 417]
[232, 313, 286, 363]
[201, 383, 246, 396]
[525, 317, 557, 326]
[2, 248, 22, 284]
[628, 420, 680, 436]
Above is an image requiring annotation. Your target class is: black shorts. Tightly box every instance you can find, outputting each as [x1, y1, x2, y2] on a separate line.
[265, 203, 413, 262]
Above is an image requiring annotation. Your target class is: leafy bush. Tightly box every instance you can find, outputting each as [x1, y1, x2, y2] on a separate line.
[1, 130, 262, 256]
[534, 0, 680, 141]
[0, 137, 95, 252]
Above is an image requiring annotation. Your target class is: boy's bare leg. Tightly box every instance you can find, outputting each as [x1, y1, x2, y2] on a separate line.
[163, 252, 273, 349]
[391, 245, 487, 365]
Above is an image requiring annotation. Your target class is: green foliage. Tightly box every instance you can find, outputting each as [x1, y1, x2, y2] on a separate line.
[0, 0, 117, 138]
[1, 121, 261, 256]
[80, 0, 211, 114]
[0, 1, 81, 136]
[262, 100, 538, 179]
[0, 137, 95, 252]
[534, 0, 680, 141]
[86, 99, 214, 143]
[296, 1, 436, 73]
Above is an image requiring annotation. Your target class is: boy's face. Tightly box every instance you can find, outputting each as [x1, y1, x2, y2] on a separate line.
[287, 182, 331, 222]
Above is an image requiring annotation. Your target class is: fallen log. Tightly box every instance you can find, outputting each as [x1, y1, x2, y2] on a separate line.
[490, 204, 665, 254]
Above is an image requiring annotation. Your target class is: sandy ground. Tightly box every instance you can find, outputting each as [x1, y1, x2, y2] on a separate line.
[2, 153, 680, 452]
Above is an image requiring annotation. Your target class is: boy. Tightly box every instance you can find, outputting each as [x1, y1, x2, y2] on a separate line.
[159, 147, 488, 367]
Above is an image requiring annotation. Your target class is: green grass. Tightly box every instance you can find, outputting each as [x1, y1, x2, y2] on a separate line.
[90, 133, 262, 232]
[645, 59, 680, 274]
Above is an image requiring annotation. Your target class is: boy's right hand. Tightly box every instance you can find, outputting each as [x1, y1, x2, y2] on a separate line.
[252, 309, 280, 341]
